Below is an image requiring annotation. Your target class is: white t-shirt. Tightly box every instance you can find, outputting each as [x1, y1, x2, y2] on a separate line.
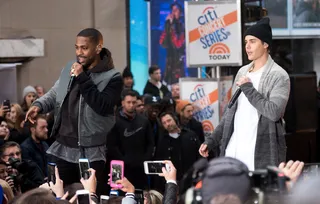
[225, 66, 265, 171]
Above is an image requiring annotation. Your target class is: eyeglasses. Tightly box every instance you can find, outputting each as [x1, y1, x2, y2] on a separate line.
[3, 151, 21, 157]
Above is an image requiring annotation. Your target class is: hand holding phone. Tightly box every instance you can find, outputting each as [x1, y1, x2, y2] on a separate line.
[110, 160, 124, 188]
[47, 162, 56, 184]
[144, 161, 170, 175]
[76, 190, 91, 204]
[79, 158, 91, 180]
[80, 168, 97, 195]
[158, 161, 176, 182]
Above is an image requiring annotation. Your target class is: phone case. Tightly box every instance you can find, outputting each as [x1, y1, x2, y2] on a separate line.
[110, 160, 124, 188]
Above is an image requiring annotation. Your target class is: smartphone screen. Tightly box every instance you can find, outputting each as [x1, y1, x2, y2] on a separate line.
[79, 159, 90, 179]
[47, 163, 56, 184]
[147, 162, 165, 174]
[111, 164, 123, 183]
[77, 193, 90, 204]
[100, 195, 110, 204]
[2, 100, 10, 112]
[135, 189, 144, 204]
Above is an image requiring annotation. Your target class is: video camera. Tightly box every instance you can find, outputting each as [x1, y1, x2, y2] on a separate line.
[181, 164, 290, 204]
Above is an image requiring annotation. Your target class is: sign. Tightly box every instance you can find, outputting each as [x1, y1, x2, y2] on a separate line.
[185, 0, 242, 67]
[180, 78, 219, 138]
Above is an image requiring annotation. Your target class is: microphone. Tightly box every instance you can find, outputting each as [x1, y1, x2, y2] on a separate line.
[67, 60, 80, 92]
[228, 88, 242, 108]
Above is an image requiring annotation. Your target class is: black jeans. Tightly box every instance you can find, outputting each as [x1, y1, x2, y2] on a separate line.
[51, 156, 108, 196]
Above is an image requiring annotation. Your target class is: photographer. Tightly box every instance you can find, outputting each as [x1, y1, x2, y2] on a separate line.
[0, 141, 45, 192]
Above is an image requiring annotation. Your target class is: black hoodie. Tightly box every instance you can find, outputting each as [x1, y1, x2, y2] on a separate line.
[107, 109, 154, 167]
[56, 48, 123, 148]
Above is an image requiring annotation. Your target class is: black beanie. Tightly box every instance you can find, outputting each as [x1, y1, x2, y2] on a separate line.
[201, 157, 251, 204]
[244, 17, 272, 47]
[122, 66, 133, 78]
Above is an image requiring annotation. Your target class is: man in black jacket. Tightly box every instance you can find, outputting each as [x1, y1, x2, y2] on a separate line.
[143, 66, 170, 99]
[108, 90, 154, 189]
[0, 141, 45, 193]
[21, 115, 49, 177]
[155, 112, 200, 192]
[176, 100, 205, 143]
[26, 28, 123, 196]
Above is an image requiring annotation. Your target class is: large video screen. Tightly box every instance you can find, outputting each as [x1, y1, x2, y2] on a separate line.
[150, 0, 198, 86]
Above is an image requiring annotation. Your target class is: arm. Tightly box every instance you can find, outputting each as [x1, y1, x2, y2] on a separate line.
[77, 74, 123, 116]
[32, 79, 59, 113]
[204, 112, 226, 151]
[240, 76, 290, 122]
[163, 183, 178, 204]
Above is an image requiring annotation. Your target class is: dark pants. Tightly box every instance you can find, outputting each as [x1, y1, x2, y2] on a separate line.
[52, 156, 108, 196]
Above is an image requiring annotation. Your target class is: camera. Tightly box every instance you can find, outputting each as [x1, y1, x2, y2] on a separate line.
[8, 157, 29, 175]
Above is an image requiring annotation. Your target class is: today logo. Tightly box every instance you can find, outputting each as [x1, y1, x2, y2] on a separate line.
[208, 43, 231, 60]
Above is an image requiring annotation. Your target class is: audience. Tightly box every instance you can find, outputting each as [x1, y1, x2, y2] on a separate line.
[0, 82, 315, 204]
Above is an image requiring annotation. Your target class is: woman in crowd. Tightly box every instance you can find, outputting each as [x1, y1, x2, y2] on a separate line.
[5, 104, 29, 144]
[21, 86, 37, 113]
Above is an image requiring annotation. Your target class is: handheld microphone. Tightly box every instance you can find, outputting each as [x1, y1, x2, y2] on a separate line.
[228, 88, 242, 108]
[67, 60, 80, 92]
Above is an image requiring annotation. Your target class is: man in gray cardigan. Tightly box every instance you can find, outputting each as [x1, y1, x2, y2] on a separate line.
[199, 18, 290, 170]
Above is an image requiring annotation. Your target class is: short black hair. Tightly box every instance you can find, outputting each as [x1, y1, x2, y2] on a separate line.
[121, 89, 138, 101]
[149, 65, 160, 75]
[159, 111, 179, 125]
[30, 115, 47, 129]
[0, 141, 20, 158]
[77, 28, 103, 45]
[170, 2, 182, 11]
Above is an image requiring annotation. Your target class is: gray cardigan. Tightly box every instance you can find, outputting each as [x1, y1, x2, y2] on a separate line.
[205, 55, 290, 169]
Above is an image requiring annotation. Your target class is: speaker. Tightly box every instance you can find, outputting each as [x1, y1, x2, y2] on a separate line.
[284, 74, 318, 133]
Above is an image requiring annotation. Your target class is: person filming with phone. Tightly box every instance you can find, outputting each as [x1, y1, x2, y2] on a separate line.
[25, 28, 123, 196]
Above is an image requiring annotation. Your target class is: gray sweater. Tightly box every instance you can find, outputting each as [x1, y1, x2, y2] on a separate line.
[205, 55, 290, 169]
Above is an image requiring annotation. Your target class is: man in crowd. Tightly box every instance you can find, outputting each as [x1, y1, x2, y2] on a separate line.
[135, 95, 145, 114]
[0, 118, 9, 144]
[199, 18, 290, 170]
[155, 112, 200, 192]
[35, 85, 46, 97]
[0, 141, 45, 192]
[144, 95, 162, 145]
[171, 83, 180, 100]
[122, 66, 134, 90]
[21, 115, 49, 177]
[26, 28, 123, 195]
[176, 100, 205, 143]
[108, 90, 154, 189]
[201, 157, 251, 204]
[143, 66, 170, 99]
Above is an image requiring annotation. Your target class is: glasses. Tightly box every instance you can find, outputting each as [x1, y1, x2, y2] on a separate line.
[3, 151, 21, 157]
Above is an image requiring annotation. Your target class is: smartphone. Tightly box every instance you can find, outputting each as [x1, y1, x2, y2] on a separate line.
[109, 190, 119, 197]
[47, 162, 56, 184]
[135, 189, 144, 204]
[2, 100, 10, 112]
[100, 195, 110, 204]
[76, 190, 90, 204]
[79, 158, 91, 180]
[144, 161, 169, 175]
[110, 160, 124, 188]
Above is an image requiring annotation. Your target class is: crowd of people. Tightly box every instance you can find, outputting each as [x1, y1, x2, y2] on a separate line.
[0, 20, 318, 204]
